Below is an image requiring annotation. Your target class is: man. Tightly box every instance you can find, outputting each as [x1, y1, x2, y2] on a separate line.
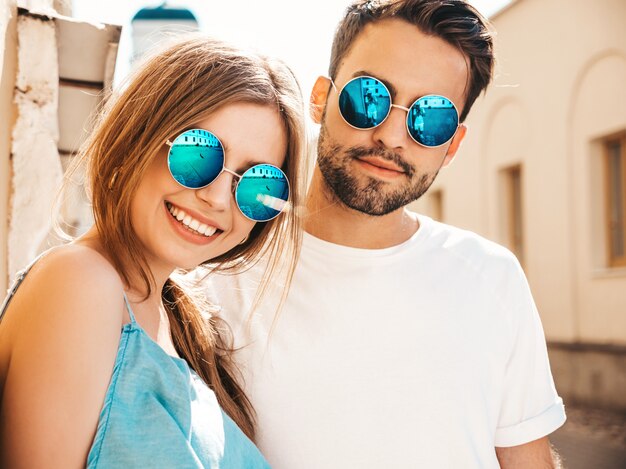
[207, 1, 566, 467]
[365, 90, 379, 126]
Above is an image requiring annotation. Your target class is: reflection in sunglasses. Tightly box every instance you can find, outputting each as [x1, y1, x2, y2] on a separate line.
[168, 129, 290, 221]
[334, 75, 459, 147]
[236, 166, 289, 221]
[257, 194, 288, 212]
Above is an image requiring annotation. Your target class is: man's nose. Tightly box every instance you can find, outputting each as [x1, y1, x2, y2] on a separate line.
[370, 105, 410, 150]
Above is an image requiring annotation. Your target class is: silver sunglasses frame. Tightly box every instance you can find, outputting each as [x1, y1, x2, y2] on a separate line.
[165, 129, 290, 222]
[328, 75, 459, 149]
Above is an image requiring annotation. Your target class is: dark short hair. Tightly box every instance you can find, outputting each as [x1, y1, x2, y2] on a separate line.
[329, 0, 495, 121]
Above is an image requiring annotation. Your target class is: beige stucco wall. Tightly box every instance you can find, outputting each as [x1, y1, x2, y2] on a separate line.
[410, 0, 626, 345]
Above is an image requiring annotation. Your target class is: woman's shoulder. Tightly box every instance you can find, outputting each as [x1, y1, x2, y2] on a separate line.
[25, 243, 124, 300]
[34, 242, 122, 281]
[2, 243, 127, 350]
[0, 243, 130, 468]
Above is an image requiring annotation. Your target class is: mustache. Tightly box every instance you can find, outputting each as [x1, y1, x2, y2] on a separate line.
[344, 146, 415, 177]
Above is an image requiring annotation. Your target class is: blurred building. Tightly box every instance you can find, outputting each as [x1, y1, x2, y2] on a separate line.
[410, 0, 626, 410]
[131, 2, 198, 62]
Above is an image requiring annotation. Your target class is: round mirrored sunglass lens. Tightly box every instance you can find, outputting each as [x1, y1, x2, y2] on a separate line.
[339, 77, 391, 129]
[407, 95, 458, 147]
[235, 164, 289, 222]
[168, 129, 224, 188]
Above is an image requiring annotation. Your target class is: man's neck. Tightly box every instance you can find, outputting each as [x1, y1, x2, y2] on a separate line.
[304, 168, 420, 249]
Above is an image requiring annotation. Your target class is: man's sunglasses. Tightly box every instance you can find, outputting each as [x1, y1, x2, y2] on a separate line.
[166, 129, 289, 222]
[330, 75, 459, 148]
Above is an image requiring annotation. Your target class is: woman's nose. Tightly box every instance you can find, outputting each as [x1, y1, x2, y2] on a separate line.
[194, 171, 234, 212]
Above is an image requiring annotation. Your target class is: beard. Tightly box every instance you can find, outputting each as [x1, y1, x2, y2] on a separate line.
[316, 123, 439, 216]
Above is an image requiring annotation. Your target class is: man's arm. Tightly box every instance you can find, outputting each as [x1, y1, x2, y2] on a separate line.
[496, 437, 564, 469]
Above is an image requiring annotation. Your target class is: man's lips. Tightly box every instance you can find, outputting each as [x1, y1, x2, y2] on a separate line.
[344, 145, 414, 177]
[356, 156, 405, 173]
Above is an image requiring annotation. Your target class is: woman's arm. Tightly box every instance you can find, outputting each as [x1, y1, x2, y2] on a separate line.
[0, 247, 126, 469]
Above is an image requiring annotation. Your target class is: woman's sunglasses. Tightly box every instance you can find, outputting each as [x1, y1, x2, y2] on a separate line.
[166, 129, 289, 222]
[330, 75, 459, 148]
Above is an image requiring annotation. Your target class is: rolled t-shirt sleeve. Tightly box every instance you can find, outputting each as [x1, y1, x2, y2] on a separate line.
[494, 260, 566, 447]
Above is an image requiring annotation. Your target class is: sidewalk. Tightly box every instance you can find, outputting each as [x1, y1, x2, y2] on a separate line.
[550, 404, 626, 469]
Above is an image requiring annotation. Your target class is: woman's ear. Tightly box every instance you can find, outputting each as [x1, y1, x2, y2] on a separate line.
[309, 76, 332, 124]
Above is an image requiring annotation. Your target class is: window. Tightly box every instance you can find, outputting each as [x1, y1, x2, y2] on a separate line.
[430, 190, 443, 222]
[501, 165, 524, 265]
[605, 132, 626, 267]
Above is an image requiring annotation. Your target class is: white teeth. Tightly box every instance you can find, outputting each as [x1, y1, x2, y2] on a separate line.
[167, 202, 218, 238]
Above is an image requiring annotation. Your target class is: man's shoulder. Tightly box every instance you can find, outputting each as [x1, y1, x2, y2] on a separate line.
[422, 216, 521, 277]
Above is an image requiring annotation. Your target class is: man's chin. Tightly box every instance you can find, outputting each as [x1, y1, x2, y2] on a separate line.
[345, 203, 397, 217]
[332, 186, 408, 217]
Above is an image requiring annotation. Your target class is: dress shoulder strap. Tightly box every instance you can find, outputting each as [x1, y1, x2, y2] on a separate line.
[0, 249, 52, 323]
[121, 291, 138, 325]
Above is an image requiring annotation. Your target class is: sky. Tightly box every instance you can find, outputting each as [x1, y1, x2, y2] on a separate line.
[72, 0, 512, 94]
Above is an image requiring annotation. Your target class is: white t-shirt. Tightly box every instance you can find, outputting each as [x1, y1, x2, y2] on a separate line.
[206, 214, 566, 469]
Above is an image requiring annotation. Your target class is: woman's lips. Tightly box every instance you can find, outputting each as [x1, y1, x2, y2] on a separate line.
[164, 201, 221, 245]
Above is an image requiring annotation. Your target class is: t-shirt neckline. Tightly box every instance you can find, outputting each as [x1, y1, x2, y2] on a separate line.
[303, 212, 433, 260]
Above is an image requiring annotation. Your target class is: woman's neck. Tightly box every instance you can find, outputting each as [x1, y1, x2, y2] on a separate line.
[73, 226, 173, 306]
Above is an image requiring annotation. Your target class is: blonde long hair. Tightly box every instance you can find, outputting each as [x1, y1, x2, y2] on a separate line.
[70, 35, 305, 439]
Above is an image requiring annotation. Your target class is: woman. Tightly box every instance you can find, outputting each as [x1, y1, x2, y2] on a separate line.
[0, 35, 305, 468]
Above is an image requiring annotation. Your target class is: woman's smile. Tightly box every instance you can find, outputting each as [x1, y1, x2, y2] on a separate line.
[165, 200, 223, 241]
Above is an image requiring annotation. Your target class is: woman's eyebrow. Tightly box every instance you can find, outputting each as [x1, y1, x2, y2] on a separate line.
[219, 139, 266, 173]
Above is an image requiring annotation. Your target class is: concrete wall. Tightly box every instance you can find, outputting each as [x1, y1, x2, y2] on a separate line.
[0, 1, 17, 296]
[0, 3, 120, 288]
[9, 8, 64, 282]
[550, 344, 626, 410]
